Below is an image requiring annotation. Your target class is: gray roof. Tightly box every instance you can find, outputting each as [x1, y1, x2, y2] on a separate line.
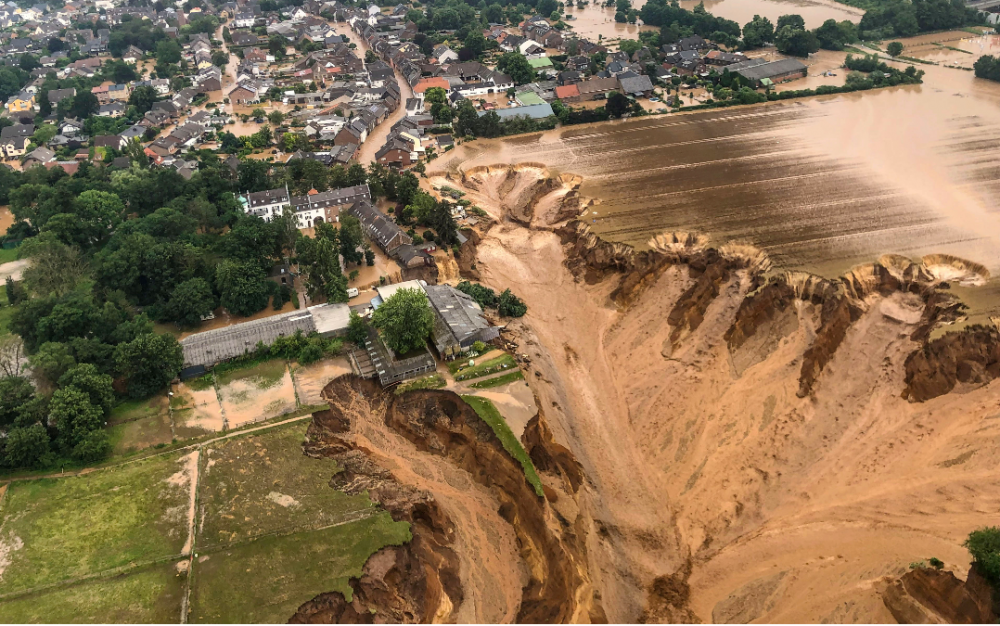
[349, 200, 411, 251]
[728, 58, 807, 82]
[480, 103, 554, 120]
[180, 309, 316, 368]
[618, 72, 653, 95]
[424, 284, 499, 354]
[309, 302, 351, 335]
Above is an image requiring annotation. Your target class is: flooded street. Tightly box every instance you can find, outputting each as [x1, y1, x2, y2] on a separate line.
[437, 46, 1000, 322]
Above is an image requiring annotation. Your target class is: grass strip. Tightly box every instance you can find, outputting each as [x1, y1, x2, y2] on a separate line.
[449, 353, 517, 381]
[468, 370, 525, 389]
[395, 373, 446, 394]
[461, 395, 543, 497]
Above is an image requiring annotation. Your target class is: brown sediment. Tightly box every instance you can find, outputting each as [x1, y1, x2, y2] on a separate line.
[424, 160, 1000, 623]
[291, 377, 590, 623]
[877, 565, 998, 624]
[903, 326, 1000, 402]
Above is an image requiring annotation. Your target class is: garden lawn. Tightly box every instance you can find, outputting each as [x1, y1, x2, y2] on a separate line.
[0, 562, 184, 623]
[188, 514, 410, 623]
[0, 451, 193, 594]
[197, 422, 378, 549]
[449, 353, 517, 381]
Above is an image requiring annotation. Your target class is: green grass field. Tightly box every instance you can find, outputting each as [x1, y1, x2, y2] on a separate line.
[468, 370, 525, 389]
[0, 452, 192, 595]
[450, 353, 518, 381]
[395, 373, 446, 394]
[108, 396, 170, 427]
[0, 563, 185, 623]
[188, 514, 410, 623]
[0, 247, 17, 264]
[198, 423, 377, 549]
[461, 395, 544, 497]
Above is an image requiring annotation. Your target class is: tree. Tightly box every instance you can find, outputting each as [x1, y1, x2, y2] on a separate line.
[30, 341, 77, 382]
[4, 424, 50, 468]
[463, 31, 486, 58]
[75, 190, 125, 246]
[268, 110, 285, 125]
[364, 248, 376, 266]
[212, 50, 229, 68]
[38, 89, 51, 117]
[814, 19, 856, 51]
[166, 278, 216, 327]
[774, 25, 819, 57]
[49, 386, 103, 450]
[69, 90, 99, 119]
[114, 332, 184, 398]
[742, 15, 774, 49]
[776, 14, 806, 31]
[216, 259, 270, 317]
[538, 0, 559, 16]
[498, 288, 528, 317]
[0, 376, 34, 428]
[128, 85, 159, 114]
[496, 52, 536, 85]
[59, 363, 115, 415]
[606, 91, 630, 118]
[965, 527, 1000, 587]
[346, 310, 369, 344]
[425, 86, 447, 104]
[887, 41, 904, 57]
[156, 38, 182, 64]
[371, 287, 434, 355]
[339, 214, 365, 266]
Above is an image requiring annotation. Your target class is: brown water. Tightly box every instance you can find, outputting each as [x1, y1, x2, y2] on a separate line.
[563, 2, 657, 42]
[677, 0, 863, 29]
[439, 48, 1000, 322]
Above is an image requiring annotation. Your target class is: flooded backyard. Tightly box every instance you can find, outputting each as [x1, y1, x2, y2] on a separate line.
[438, 50, 1000, 323]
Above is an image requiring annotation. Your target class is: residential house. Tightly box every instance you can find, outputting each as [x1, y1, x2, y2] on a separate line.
[424, 284, 499, 359]
[228, 82, 260, 104]
[575, 76, 620, 101]
[122, 44, 143, 63]
[22, 145, 54, 168]
[0, 124, 33, 157]
[5, 91, 35, 113]
[349, 199, 411, 253]
[47, 87, 75, 107]
[431, 44, 457, 64]
[98, 101, 125, 117]
[617, 72, 653, 97]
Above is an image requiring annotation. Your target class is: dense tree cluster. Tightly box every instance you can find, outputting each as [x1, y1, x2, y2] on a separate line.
[371, 288, 435, 355]
[640, 0, 741, 40]
[858, 0, 980, 39]
[456, 281, 528, 318]
[974, 55, 1000, 82]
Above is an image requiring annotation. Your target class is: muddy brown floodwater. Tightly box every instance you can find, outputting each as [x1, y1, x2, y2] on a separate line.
[677, 0, 863, 29]
[441, 59, 1000, 324]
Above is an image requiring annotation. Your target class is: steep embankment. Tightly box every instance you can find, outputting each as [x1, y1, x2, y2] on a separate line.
[426, 162, 1000, 623]
[291, 377, 593, 623]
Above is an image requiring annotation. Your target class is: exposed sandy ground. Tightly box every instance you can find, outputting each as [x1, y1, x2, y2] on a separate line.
[291, 357, 353, 406]
[0, 206, 13, 235]
[171, 382, 226, 436]
[0, 259, 27, 283]
[431, 162, 1000, 622]
[218, 367, 297, 428]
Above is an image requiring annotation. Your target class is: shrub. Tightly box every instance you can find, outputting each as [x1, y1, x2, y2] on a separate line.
[928, 557, 944, 570]
[965, 527, 1000, 586]
[297, 342, 323, 365]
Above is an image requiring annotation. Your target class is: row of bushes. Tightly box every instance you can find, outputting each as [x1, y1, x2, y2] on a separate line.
[456, 281, 527, 318]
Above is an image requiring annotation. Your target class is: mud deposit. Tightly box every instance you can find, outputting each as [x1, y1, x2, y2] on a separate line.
[440, 62, 1000, 324]
[403, 162, 1000, 623]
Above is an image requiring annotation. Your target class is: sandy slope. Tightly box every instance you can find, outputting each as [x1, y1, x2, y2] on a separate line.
[430, 163, 1000, 623]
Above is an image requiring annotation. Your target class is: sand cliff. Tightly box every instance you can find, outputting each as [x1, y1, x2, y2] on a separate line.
[296, 163, 1000, 623]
